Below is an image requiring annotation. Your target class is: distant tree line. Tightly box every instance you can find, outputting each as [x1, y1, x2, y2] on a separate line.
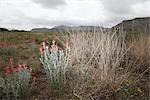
[0, 28, 28, 32]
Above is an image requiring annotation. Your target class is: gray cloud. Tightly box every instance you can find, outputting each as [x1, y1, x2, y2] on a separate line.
[31, 0, 66, 8]
[0, 0, 150, 30]
[0, 15, 77, 30]
[98, 0, 150, 27]
[100, 0, 149, 15]
[24, 17, 92, 29]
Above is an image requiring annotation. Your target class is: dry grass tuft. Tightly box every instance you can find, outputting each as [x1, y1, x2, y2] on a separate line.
[59, 29, 139, 99]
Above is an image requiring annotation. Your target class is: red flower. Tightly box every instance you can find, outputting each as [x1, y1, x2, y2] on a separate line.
[42, 41, 46, 48]
[5, 67, 12, 75]
[50, 40, 59, 52]
[50, 45, 59, 52]
[32, 76, 36, 81]
[10, 66, 16, 73]
[17, 64, 23, 72]
[22, 63, 27, 69]
[65, 42, 70, 51]
[9, 58, 13, 66]
[13, 67, 18, 72]
[39, 46, 44, 55]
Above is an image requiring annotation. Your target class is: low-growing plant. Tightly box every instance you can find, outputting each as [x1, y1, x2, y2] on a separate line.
[39, 40, 70, 95]
[0, 63, 33, 100]
[115, 83, 145, 100]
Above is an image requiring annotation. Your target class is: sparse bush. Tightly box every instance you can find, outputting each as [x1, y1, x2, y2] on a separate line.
[39, 40, 70, 95]
[0, 29, 149, 99]
[0, 47, 18, 67]
[65, 30, 142, 99]
[0, 63, 33, 100]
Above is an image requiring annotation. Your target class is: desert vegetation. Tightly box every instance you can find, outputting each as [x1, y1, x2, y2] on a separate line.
[0, 28, 149, 100]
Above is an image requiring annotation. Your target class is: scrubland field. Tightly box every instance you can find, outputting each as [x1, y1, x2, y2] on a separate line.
[0, 30, 149, 100]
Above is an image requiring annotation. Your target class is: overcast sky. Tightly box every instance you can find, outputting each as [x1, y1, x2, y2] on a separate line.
[0, 0, 150, 30]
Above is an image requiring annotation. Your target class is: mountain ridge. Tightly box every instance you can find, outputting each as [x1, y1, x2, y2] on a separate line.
[112, 17, 150, 34]
[0, 17, 149, 34]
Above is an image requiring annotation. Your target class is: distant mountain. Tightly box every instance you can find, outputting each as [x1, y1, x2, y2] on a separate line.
[1, 17, 150, 34]
[31, 25, 108, 33]
[31, 28, 52, 33]
[31, 17, 150, 33]
[112, 17, 150, 34]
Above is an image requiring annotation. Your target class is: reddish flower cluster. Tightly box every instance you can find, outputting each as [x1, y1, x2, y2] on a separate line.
[65, 42, 70, 51]
[5, 63, 32, 76]
[50, 40, 59, 52]
[0, 42, 15, 48]
[39, 40, 71, 56]
[39, 41, 46, 55]
[39, 40, 59, 55]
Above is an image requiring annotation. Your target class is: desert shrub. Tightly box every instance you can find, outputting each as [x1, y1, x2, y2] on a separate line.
[65, 30, 142, 99]
[0, 47, 18, 67]
[39, 40, 70, 96]
[0, 63, 33, 100]
[0, 47, 16, 57]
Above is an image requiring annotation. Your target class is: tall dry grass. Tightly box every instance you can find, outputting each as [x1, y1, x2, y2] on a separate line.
[58, 29, 138, 99]
[128, 33, 150, 69]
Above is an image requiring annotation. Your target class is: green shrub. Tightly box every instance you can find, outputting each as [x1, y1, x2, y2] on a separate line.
[0, 64, 33, 100]
[39, 40, 70, 95]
